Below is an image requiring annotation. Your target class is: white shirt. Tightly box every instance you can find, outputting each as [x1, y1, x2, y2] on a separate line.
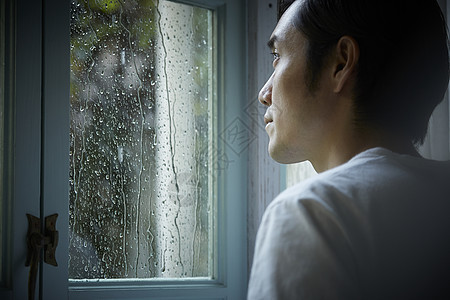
[248, 148, 450, 299]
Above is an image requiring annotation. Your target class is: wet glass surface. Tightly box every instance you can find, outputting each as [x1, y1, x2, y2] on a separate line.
[69, 0, 215, 279]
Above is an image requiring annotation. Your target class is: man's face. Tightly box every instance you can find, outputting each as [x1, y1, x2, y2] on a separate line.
[259, 1, 337, 165]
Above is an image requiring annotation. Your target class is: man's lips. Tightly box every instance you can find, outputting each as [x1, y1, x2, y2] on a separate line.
[264, 114, 273, 125]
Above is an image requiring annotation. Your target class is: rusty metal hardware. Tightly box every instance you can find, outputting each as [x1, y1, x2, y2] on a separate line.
[25, 214, 59, 300]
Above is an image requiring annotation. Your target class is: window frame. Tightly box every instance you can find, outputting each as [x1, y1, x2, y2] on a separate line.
[0, 0, 14, 293]
[39, 0, 246, 298]
[5, 0, 248, 298]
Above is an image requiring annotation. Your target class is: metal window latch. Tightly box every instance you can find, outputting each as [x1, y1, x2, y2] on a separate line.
[25, 213, 59, 300]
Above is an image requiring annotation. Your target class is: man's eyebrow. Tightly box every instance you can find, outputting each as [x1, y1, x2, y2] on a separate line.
[267, 35, 278, 49]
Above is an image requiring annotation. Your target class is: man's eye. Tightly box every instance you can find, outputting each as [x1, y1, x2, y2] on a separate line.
[271, 52, 280, 61]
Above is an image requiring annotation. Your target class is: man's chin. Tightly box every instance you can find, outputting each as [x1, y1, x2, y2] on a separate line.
[268, 144, 292, 164]
[268, 143, 307, 165]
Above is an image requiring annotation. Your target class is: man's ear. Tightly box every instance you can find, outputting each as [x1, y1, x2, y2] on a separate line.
[332, 36, 359, 93]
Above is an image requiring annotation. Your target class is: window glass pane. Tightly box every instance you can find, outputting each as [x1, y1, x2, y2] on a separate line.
[69, 0, 215, 280]
[286, 162, 317, 188]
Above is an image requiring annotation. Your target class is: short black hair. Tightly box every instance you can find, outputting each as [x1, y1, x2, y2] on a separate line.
[280, 0, 449, 145]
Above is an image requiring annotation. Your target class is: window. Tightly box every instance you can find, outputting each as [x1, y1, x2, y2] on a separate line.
[2, 0, 246, 298]
[69, 0, 217, 280]
[286, 161, 316, 188]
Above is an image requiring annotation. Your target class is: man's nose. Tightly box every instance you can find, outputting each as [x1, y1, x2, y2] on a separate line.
[258, 75, 273, 106]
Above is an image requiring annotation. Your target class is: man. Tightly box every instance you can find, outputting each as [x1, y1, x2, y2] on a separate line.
[248, 0, 450, 299]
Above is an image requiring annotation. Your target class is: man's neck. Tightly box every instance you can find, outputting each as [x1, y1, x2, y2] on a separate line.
[311, 129, 419, 173]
